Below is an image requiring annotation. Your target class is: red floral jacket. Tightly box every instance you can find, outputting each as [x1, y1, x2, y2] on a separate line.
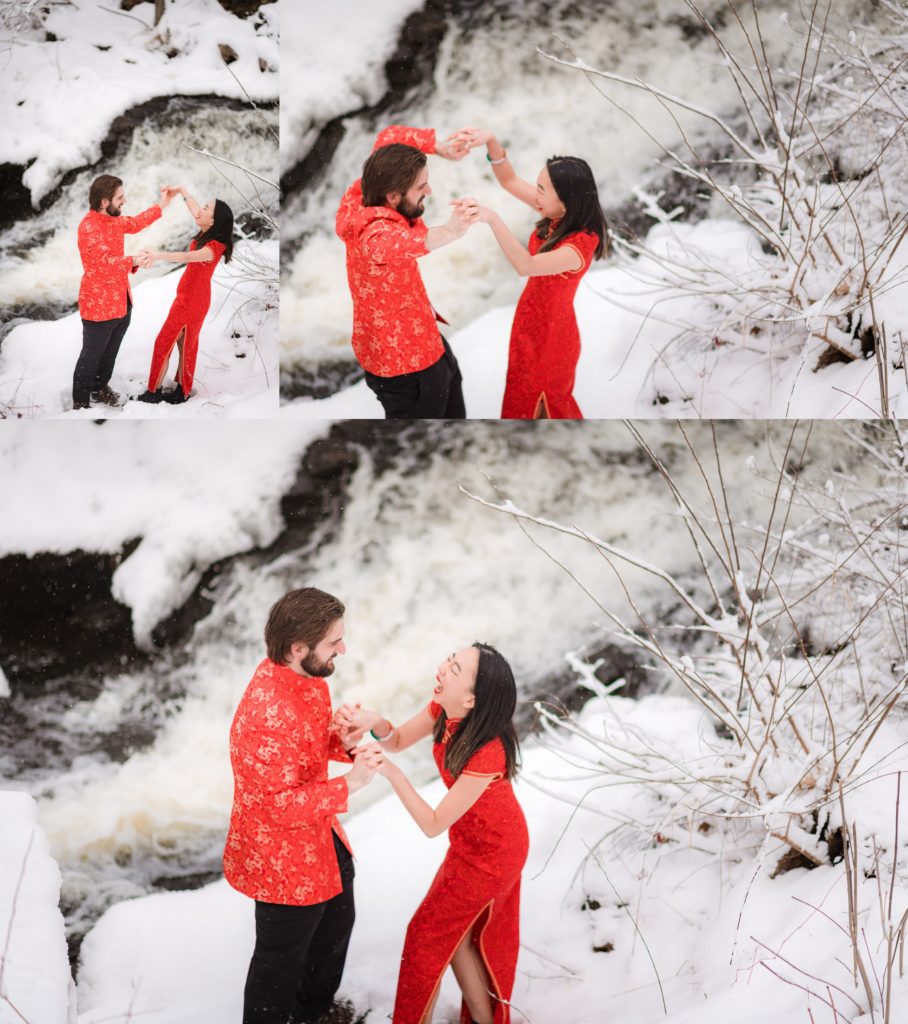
[77, 205, 161, 321]
[223, 658, 354, 906]
[336, 126, 447, 377]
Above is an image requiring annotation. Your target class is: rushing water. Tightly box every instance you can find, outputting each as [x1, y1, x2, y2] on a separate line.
[0, 419, 881, 966]
[0, 97, 278, 337]
[280, 0, 879, 388]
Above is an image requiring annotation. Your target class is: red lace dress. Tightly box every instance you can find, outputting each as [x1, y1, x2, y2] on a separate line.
[146, 239, 225, 396]
[500, 227, 599, 420]
[392, 702, 529, 1024]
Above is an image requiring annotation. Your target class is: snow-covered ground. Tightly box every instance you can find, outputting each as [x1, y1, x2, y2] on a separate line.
[0, 238, 279, 418]
[6, 695, 907, 1024]
[0, 0, 278, 207]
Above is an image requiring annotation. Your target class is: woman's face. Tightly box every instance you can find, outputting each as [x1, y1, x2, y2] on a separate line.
[535, 166, 566, 220]
[195, 200, 215, 231]
[433, 647, 480, 718]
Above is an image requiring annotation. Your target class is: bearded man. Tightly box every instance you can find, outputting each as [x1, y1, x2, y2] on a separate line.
[73, 174, 173, 410]
[336, 125, 479, 419]
[224, 587, 383, 1024]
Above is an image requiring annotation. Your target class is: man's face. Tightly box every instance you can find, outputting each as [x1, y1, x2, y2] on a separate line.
[300, 618, 346, 677]
[102, 186, 127, 217]
[392, 167, 430, 220]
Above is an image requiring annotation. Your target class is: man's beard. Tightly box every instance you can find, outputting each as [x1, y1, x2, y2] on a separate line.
[301, 651, 335, 677]
[397, 196, 425, 221]
[106, 205, 123, 217]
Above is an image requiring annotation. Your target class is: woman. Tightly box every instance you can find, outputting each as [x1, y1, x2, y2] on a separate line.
[451, 127, 608, 419]
[337, 644, 527, 1024]
[135, 188, 234, 404]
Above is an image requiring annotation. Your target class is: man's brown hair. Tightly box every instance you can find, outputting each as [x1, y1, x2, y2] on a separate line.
[264, 587, 345, 664]
[361, 143, 426, 207]
[89, 174, 123, 212]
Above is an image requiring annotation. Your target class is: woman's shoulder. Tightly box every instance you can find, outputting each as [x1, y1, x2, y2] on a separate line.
[462, 736, 507, 778]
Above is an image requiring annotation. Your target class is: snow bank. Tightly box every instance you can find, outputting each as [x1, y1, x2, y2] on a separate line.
[0, 792, 75, 1024]
[0, 238, 278, 419]
[1, 0, 278, 206]
[0, 420, 328, 645]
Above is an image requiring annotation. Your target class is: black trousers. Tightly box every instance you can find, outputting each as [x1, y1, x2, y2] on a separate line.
[73, 302, 132, 404]
[364, 337, 466, 419]
[243, 833, 355, 1024]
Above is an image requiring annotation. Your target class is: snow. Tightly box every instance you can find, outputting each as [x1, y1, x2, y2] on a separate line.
[8, 694, 905, 1024]
[0, 420, 329, 646]
[0, 0, 278, 206]
[0, 238, 279, 418]
[0, 792, 75, 1024]
[284, 218, 908, 419]
[280, 0, 425, 173]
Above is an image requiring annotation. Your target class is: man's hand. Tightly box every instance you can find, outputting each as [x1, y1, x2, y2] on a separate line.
[134, 250, 155, 268]
[447, 197, 480, 236]
[346, 742, 384, 794]
[159, 185, 180, 208]
[330, 702, 372, 746]
[446, 126, 494, 153]
[435, 130, 472, 161]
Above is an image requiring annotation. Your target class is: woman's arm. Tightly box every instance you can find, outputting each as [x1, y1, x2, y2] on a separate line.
[334, 703, 435, 753]
[176, 186, 202, 221]
[138, 246, 214, 265]
[478, 209, 581, 277]
[382, 759, 494, 838]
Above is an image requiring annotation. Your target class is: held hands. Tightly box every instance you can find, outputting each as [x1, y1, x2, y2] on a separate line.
[158, 185, 185, 208]
[330, 702, 382, 746]
[346, 741, 384, 793]
[445, 127, 495, 154]
[448, 194, 489, 229]
[134, 250, 156, 269]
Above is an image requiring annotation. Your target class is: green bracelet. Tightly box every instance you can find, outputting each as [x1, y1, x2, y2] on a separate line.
[370, 724, 394, 742]
[486, 150, 507, 165]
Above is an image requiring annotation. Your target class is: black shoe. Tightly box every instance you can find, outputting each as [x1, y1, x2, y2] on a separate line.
[162, 386, 189, 404]
[72, 399, 91, 411]
[90, 384, 122, 407]
[136, 389, 164, 404]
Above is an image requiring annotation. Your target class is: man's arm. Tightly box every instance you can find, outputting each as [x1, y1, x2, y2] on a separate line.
[373, 125, 437, 155]
[120, 204, 163, 235]
[232, 709, 382, 828]
[79, 223, 135, 272]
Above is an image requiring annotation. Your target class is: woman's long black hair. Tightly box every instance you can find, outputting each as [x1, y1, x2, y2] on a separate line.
[433, 642, 520, 780]
[194, 198, 235, 264]
[536, 156, 608, 261]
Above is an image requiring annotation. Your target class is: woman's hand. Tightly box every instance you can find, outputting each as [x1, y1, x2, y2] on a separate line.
[446, 127, 496, 152]
[346, 742, 384, 794]
[332, 702, 383, 743]
[135, 250, 156, 268]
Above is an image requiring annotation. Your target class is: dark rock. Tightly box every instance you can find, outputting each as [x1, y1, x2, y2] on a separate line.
[218, 42, 239, 64]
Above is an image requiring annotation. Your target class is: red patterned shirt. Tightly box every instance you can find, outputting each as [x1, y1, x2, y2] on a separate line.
[77, 205, 162, 321]
[336, 126, 447, 377]
[223, 658, 354, 906]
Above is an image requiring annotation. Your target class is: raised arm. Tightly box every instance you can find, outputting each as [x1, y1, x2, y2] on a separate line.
[381, 760, 494, 838]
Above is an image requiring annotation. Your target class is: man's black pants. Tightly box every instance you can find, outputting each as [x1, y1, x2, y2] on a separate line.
[73, 302, 132, 404]
[243, 833, 355, 1024]
[364, 337, 466, 419]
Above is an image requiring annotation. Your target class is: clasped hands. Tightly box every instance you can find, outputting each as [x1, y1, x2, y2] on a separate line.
[437, 126, 498, 231]
[331, 703, 393, 782]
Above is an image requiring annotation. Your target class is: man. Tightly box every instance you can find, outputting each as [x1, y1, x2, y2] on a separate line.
[224, 587, 383, 1024]
[73, 175, 174, 411]
[336, 125, 479, 419]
